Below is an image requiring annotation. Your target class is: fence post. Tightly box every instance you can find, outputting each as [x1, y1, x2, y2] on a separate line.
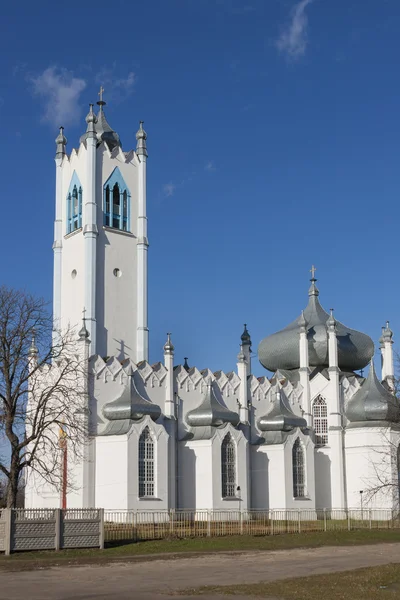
[4, 508, 12, 556]
[133, 510, 137, 542]
[347, 510, 351, 532]
[207, 510, 211, 537]
[369, 509, 372, 530]
[99, 508, 105, 550]
[271, 510, 274, 536]
[240, 508, 244, 535]
[324, 508, 327, 532]
[55, 509, 61, 551]
[169, 509, 175, 536]
[298, 509, 301, 534]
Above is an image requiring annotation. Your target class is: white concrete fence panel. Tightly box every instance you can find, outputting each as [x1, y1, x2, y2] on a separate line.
[0, 508, 104, 555]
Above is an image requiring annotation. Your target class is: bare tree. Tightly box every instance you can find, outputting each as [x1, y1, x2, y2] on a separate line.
[0, 286, 88, 508]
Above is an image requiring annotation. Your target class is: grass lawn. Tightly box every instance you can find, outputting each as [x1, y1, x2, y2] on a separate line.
[0, 529, 399, 569]
[189, 563, 400, 599]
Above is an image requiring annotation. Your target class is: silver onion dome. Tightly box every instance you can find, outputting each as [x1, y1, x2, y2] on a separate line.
[346, 361, 399, 425]
[257, 389, 307, 432]
[186, 381, 240, 428]
[258, 276, 374, 373]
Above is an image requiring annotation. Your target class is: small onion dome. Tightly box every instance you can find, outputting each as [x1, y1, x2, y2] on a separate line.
[241, 324, 251, 346]
[55, 126, 67, 157]
[258, 388, 307, 432]
[186, 382, 240, 428]
[383, 321, 393, 343]
[79, 322, 89, 340]
[86, 103, 97, 124]
[298, 311, 307, 332]
[28, 332, 38, 357]
[346, 361, 399, 426]
[379, 326, 385, 348]
[326, 308, 336, 332]
[163, 332, 174, 354]
[136, 121, 148, 157]
[258, 278, 374, 373]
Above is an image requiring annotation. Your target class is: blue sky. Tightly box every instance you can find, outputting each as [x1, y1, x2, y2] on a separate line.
[1, 0, 400, 376]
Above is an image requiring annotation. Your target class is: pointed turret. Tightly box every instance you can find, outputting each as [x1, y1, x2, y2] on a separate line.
[55, 126, 67, 159]
[383, 321, 393, 343]
[79, 104, 98, 144]
[136, 121, 148, 157]
[28, 329, 38, 358]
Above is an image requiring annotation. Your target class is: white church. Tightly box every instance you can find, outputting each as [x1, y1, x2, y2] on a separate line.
[25, 96, 400, 512]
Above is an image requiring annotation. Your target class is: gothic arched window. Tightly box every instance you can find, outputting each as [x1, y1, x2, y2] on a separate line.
[138, 427, 155, 498]
[313, 396, 328, 446]
[292, 438, 306, 498]
[67, 185, 82, 233]
[103, 168, 130, 232]
[221, 433, 236, 498]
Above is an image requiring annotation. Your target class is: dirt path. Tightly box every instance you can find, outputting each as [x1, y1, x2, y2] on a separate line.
[1, 542, 400, 600]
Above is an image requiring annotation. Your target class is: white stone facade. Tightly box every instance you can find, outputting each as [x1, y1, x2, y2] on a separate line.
[25, 101, 400, 512]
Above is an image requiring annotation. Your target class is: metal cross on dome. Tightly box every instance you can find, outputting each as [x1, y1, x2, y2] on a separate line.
[98, 86, 105, 102]
[310, 265, 317, 279]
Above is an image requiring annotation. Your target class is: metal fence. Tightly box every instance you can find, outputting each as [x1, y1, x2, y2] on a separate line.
[1, 508, 398, 554]
[104, 509, 400, 543]
[1, 508, 104, 555]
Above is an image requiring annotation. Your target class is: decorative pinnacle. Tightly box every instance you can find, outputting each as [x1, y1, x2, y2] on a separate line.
[163, 332, 174, 354]
[298, 310, 307, 332]
[78, 307, 89, 340]
[28, 328, 38, 357]
[136, 120, 148, 157]
[327, 308, 336, 332]
[183, 357, 190, 372]
[241, 323, 251, 346]
[55, 126, 67, 158]
[383, 320, 393, 343]
[85, 104, 97, 138]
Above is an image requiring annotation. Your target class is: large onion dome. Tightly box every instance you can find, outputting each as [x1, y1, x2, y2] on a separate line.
[258, 276, 374, 373]
[346, 361, 399, 425]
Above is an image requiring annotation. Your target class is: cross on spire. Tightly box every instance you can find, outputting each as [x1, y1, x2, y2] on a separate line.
[98, 86, 105, 102]
[310, 265, 317, 280]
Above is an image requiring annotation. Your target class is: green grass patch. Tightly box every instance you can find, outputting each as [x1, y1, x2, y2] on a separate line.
[0, 529, 400, 569]
[189, 563, 400, 599]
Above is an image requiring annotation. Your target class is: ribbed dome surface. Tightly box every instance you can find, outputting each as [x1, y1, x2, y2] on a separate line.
[258, 279, 374, 373]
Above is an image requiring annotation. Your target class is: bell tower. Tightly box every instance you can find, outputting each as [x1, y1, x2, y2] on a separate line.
[53, 91, 149, 362]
